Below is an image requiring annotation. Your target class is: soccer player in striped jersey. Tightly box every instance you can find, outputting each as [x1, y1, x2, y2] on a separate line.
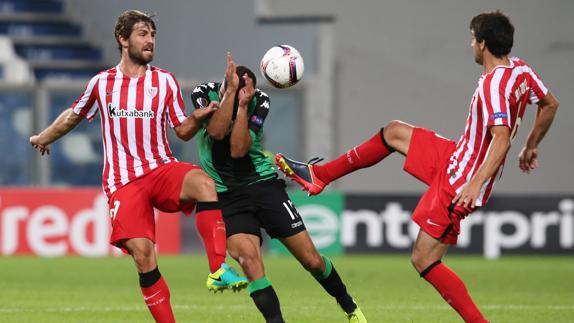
[29, 10, 246, 323]
[276, 11, 559, 322]
[191, 53, 366, 323]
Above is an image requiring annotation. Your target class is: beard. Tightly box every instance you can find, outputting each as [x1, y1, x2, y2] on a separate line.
[128, 44, 153, 65]
[474, 55, 483, 65]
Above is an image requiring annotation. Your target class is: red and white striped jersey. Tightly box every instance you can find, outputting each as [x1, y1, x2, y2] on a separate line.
[446, 57, 548, 206]
[70, 65, 187, 198]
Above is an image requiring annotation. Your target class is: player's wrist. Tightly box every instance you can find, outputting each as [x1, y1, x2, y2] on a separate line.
[36, 131, 52, 145]
[525, 140, 538, 150]
[224, 84, 238, 93]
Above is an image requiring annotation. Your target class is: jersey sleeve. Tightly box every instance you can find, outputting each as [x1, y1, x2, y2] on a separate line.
[190, 83, 214, 109]
[528, 70, 548, 104]
[248, 90, 270, 133]
[71, 74, 100, 121]
[480, 70, 510, 128]
[165, 73, 187, 128]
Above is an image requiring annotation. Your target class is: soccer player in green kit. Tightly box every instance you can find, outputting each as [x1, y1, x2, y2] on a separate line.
[190, 53, 366, 323]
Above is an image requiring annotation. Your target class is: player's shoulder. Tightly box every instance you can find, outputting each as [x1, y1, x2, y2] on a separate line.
[254, 89, 270, 108]
[192, 82, 221, 94]
[153, 66, 177, 78]
[255, 88, 269, 98]
[149, 65, 171, 75]
[510, 57, 529, 67]
[85, 67, 116, 87]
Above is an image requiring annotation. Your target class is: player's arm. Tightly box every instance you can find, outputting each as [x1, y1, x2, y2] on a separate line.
[518, 91, 559, 173]
[453, 125, 511, 208]
[174, 101, 218, 141]
[207, 52, 238, 140]
[29, 108, 84, 155]
[230, 74, 255, 158]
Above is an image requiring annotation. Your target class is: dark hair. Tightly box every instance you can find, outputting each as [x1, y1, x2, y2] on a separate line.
[470, 10, 514, 58]
[236, 65, 257, 89]
[114, 10, 156, 52]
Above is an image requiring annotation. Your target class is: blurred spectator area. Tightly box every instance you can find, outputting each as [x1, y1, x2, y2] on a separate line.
[0, 0, 320, 187]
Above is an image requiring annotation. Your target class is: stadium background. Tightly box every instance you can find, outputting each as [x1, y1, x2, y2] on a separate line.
[0, 0, 572, 322]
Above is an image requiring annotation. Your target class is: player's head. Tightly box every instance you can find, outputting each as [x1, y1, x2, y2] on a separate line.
[220, 66, 257, 97]
[218, 66, 257, 115]
[114, 10, 156, 65]
[469, 11, 514, 65]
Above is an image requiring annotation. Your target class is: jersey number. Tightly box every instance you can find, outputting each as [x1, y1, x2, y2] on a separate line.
[282, 200, 300, 220]
[109, 201, 121, 221]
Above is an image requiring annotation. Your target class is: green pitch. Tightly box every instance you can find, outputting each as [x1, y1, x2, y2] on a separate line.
[0, 255, 573, 322]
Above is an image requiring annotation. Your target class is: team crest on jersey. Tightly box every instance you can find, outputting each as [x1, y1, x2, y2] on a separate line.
[146, 87, 158, 99]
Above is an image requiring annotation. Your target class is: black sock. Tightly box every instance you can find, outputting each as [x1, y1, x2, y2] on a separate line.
[313, 256, 357, 314]
[138, 267, 161, 288]
[249, 277, 284, 323]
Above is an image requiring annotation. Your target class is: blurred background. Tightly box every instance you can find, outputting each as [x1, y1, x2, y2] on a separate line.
[0, 1, 572, 322]
[0, 0, 572, 255]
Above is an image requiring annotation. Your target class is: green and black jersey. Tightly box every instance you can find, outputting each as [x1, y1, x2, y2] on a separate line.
[191, 82, 277, 193]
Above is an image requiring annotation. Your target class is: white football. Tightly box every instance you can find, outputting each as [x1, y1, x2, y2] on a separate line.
[260, 45, 304, 88]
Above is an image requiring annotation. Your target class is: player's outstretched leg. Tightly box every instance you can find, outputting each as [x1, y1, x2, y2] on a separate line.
[195, 202, 248, 292]
[275, 154, 327, 195]
[412, 230, 488, 323]
[124, 238, 175, 323]
[281, 231, 367, 323]
[276, 122, 412, 195]
[181, 170, 248, 292]
[228, 233, 285, 323]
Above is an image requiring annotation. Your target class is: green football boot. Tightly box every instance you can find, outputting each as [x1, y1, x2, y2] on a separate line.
[206, 263, 248, 293]
[346, 305, 367, 323]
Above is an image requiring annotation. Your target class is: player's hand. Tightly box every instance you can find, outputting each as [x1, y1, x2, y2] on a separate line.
[225, 52, 239, 91]
[29, 135, 50, 155]
[192, 101, 218, 121]
[452, 180, 481, 208]
[238, 74, 255, 108]
[518, 146, 539, 174]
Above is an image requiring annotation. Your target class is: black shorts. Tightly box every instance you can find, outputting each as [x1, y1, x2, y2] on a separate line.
[218, 179, 306, 239]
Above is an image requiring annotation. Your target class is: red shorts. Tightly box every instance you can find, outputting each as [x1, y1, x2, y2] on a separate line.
[108, 162, 201, 250]
[404, 128, 474, 244]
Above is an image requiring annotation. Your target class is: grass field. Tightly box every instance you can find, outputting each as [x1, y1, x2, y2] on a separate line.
[0, 255, 573, 322]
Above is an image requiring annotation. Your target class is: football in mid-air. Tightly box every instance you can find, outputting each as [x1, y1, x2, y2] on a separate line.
[260, 45, 304, 88]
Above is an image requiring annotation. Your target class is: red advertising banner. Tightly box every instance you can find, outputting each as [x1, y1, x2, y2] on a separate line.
[0, 188, 181, 256]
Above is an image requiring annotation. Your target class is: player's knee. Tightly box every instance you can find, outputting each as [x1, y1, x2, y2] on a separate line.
[129, 245, 155, 269]
[197, 175, 216, 197]
[410, 252, 426, 273]
[184, 171, 217, 201]
[410, 251, 438, 274]
[384, 120, 405, 142]
[237, 252, 262, 275]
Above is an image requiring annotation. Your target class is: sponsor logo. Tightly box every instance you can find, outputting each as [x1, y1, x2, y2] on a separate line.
[291, 221, 303, 228]
[208, 274, 222, 282]
[0, 189, 182, 256]
[143, 291, 161, 301]
[426, 218, 441, 227]
[343, 198, 574, 259]
[108, 103, 154, 119]
[260, 100, 270, 109]
[298, 205, 339, 249]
